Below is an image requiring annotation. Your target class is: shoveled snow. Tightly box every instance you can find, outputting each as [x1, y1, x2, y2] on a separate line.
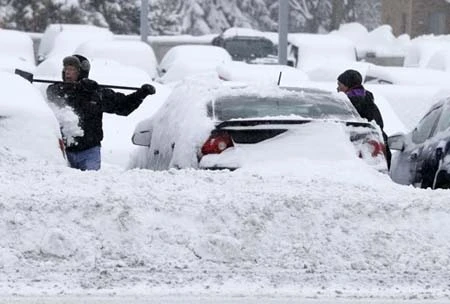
[1, 154, 450, 300]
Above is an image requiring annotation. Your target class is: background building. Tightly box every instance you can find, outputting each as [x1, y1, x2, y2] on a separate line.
[382, 0, 450, 37]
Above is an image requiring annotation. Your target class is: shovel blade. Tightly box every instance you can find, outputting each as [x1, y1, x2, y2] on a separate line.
[15, 69, 34, 83]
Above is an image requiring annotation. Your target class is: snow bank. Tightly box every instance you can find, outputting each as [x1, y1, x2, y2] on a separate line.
[1, 157, 450, 300]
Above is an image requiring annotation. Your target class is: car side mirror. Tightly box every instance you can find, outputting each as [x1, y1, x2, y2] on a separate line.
[132, 120, 153, 147]
[388, 133, 406, 151]
[132, 129, 152, 146]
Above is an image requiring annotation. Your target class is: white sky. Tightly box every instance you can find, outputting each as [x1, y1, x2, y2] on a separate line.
[2, 24, 450, 301]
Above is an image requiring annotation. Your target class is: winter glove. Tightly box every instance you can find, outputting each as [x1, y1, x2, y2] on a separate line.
[136, 84, 156, 99]
[79, 78, 99, 92]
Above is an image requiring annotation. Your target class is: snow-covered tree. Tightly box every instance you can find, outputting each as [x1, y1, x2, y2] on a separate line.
[0, 0, 381, 35]
[80, 0, 137, 33]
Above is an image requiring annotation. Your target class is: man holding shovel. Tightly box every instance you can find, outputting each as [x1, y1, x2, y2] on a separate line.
[46, 54, 155, 171]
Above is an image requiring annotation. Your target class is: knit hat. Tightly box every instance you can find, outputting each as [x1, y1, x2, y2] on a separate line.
[337, 69, 362, 88]
[62, 54, 90, 80]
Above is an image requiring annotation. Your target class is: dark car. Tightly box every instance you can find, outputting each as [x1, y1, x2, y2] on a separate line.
[212, 28, 277, 63]
[389, 97, 450, 189]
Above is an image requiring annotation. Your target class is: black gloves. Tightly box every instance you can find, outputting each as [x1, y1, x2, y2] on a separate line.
[136, 84, 156, 99]
[79, 78, 99, 92]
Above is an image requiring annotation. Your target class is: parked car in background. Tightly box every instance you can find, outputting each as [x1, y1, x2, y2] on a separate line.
[129, 80, 388, 172]
[287, 33, 358, 82]
[212, 27, 277, 63]
[363, 64, 450, 86]
[156, 44, 232, 83]
[37, 24, 113, 63]
[0, 71, 66, 165]
[75, 40, 158, 79]
[389, 96, 450, 189]
[0, 29, 35, 73]
[287, 33, 356, 69]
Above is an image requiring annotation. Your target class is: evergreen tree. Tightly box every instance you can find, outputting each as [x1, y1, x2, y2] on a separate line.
[0, 0, 382, 35]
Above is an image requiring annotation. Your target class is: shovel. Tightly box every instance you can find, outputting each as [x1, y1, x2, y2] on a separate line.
[15, 68, 140, 91]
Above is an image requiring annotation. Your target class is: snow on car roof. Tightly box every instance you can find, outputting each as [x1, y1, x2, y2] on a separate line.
[216, 61, 309, 85]
[221, 27, 267, 38]
[160, 45, 232, 65]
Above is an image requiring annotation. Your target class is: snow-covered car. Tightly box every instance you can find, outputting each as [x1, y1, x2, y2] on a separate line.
[212, 27, 277, 63]
[216, 61, 309, 86]
[287, 33, 357, 72]
[75, 40, 158, 79]
[37, 24, 113, 63]
[389, 96, 450, 189]
[363, 64, 450, 86]
[0, 29, 35, 73]
[129, 80, 388, 171]
[0, 72, 66, 165]
[157, 45, 232, 83]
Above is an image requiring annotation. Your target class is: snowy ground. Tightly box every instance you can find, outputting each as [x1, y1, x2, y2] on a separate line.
[3, 296, 449, 304]
[1, 149, 450, 301]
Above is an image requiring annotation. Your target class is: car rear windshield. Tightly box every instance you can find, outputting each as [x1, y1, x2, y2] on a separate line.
[209, 93, 356, 121]
[223, 38, 274, 61]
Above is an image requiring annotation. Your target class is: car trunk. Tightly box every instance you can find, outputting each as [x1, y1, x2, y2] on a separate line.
[214, 119, 376, 144]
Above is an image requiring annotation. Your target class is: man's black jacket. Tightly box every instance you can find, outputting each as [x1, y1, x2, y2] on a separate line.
[47, 81, 145, 152]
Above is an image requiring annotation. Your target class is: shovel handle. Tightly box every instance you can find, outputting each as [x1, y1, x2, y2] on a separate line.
[15, 69, 140, 90]
[35, 79, 140, 91]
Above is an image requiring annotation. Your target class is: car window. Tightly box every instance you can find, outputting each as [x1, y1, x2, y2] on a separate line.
[411, 107, 442, 144]
[223, 38, 274, 61]
[210, 93, 357, 121]
[435, 103, 450, 133]
[363, 76, 393, 85]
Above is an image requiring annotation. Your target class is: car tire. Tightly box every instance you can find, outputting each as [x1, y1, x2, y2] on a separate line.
[433, 171, 450, 189]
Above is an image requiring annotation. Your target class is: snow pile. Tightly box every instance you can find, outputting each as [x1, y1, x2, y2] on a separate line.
[1, 158, 450, 300]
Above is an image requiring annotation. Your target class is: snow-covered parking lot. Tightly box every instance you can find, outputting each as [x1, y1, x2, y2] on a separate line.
[3, 25, 450, 302]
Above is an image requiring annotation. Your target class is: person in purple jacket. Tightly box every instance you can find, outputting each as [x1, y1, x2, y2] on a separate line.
[337, 69, 391, 169]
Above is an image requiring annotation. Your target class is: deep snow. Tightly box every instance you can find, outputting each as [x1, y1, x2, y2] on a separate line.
[1, 152, 450, 300]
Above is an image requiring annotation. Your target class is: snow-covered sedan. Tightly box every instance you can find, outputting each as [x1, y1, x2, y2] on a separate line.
[1, 72, 66, 165]
[156, 45, 232, 84]
[129, 80, 388, 171]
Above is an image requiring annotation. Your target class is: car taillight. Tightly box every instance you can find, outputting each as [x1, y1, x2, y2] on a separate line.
[201, 131, 234, 155]
[358, 139, 385, 158]
[367, 139, 386, 157]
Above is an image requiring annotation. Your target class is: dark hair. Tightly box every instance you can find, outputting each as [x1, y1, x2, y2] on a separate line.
[337, 69, 362, 88]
